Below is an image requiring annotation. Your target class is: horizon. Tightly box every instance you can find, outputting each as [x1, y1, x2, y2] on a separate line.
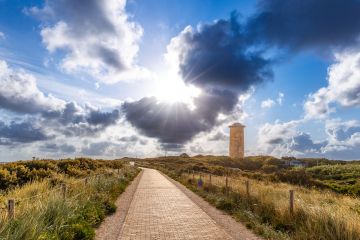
[2, 0, 360, 161]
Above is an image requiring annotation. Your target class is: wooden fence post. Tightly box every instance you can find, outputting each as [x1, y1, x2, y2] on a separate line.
[117, 168, 120, 174]
[246, 180, 250, 198]
[7, 199, 14, 220]
[225, 176, 229, 196]
[209, 174, 212, 185]
[61, 183, 67, 199]
[192, 171, 195, 182]
[85, 178, 88, 185]
[289, 190, 294, 215]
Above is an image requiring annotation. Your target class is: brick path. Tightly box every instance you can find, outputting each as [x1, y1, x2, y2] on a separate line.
[119, 168, 233, 240]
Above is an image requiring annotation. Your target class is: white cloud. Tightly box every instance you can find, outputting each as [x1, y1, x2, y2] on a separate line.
[256, 120, 327, 157]
[261, 92, 284, 109]
[0, 32, 5, 40]
[0, 60, 65, 114]
[304, 51, 360, 119]
[261, 99, 275, 109]
[28, 0, 149, 83]
[277, 92, 284, 105]
[321, 119, 360, 159]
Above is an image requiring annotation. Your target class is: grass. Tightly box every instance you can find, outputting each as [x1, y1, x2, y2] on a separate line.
[183, 173, 360, 240]
[0, 166, 139, 240]
[138, 157, 360, 240]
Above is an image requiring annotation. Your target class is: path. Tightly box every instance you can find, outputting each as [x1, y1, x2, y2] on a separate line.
[119, 168, 232, 239]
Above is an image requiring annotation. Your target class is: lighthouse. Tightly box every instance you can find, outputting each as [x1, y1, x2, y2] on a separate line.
[229, 123, 245, 159]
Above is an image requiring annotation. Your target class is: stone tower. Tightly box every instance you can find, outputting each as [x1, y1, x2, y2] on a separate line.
[229, 123, 245, 159]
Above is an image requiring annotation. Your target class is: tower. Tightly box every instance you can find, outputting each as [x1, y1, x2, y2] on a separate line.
[229, 123, 245, 159]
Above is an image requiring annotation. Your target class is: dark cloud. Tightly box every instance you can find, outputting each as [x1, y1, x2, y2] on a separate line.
[0, 121, 52, 145]
[247, 0, 360, 51]
[87, 109, 120, 126]
[122, 97, 207, 145]
[174, 12, 273, 92]
[122, 89, 238, 148]
[123, 14, 274, 148]
[289, 133, 327, 152]
[39, 143, 76, 153]
[326, 120, 360, 142]
[328, 125, 360, 142]
[37, 0, 117, 35]
[81, 142, 113, 156]
[119, 135, 148, 145]
[0, 60, 65, 115]
[160, 143, 185, 152]
[81, 141, 126, 156]
[266, 138, 284, 145]
[208, 131, 228, 141]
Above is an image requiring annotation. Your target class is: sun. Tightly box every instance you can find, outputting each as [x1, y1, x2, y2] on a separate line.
[154, 72, 201, 107]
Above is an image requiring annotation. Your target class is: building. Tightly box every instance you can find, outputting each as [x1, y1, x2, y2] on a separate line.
[229, 122, 245, 159]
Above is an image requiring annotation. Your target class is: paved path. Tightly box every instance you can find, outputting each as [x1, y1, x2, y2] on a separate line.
[119, 168, 233, 240]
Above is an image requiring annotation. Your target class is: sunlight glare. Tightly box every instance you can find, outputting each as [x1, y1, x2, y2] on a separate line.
[154, 72, 201, 108]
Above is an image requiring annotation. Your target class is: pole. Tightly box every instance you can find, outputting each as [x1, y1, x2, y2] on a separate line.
[289, 190, 294, 215]
[8, 199, 14, 220]
[226, 176, 229, 196]
[246, 180, 250, 198]
[61, 183, 67, 199]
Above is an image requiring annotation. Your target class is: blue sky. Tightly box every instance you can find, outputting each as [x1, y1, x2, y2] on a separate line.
[1, 0, 360, 161]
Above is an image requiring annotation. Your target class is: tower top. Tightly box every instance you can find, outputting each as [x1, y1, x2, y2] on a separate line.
[229, 122, 245, 128]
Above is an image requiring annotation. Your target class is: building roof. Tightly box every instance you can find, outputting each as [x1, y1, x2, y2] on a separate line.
[229, 122, 245, 128]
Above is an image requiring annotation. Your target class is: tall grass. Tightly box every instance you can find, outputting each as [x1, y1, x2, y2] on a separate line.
[179, 172, 360, 240]
[0, 167, 139, 240]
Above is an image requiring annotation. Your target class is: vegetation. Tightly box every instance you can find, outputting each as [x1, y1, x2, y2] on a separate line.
[138, 155, 360, 196]
[138, 155, 360, 240]
[0, 158, 139, 240]
[0, 158, 124, 192]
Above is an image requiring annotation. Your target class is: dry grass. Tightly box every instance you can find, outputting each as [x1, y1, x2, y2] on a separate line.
[182, 172, 360, 240]
[0, 167, 139, 240]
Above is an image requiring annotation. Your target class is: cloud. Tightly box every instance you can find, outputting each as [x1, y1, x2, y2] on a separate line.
[208, 131, 228, 141]
[277, 92, 284, 105]
[290, 132, 327, 153]
[304, 51, 360, 119]
[122, 89, 239, 148]
[0, 59, 122, 144]
[326, 119, 360, 143]
[167, 12, 273, 93]
[261, 92, 284, 109]
[256, 119, 360, 159]
[118, 135, 148, 145]
[322, 119, 360, 159]
[257, 120, 327, 157]
[81, 141, 126, 156]
[39, 143, 76, 153]
[27, 0, 145, 83]
[0, 32, 5, 40]
[0, 60, 65, 115]
[261, 99, 275, 109]
[247, 0, 360, 52]
[123, 13, 273, 149]
[0, 120, 52, 145]
[86, 109, 120, 126]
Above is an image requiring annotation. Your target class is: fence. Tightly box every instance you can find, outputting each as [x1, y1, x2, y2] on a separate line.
[183, 171, 295, 215]
[0, 168, 128, 221]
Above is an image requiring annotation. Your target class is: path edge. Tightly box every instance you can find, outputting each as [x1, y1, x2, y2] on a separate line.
[160, 171, 263, 240]
[95, 169, 144, 240]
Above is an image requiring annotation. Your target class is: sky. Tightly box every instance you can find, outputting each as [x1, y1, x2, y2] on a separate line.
[1, 0, 360, 161]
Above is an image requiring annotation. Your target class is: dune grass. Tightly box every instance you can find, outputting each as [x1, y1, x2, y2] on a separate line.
[178, 172, 360, 240]
[0, 167, 139, 240]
